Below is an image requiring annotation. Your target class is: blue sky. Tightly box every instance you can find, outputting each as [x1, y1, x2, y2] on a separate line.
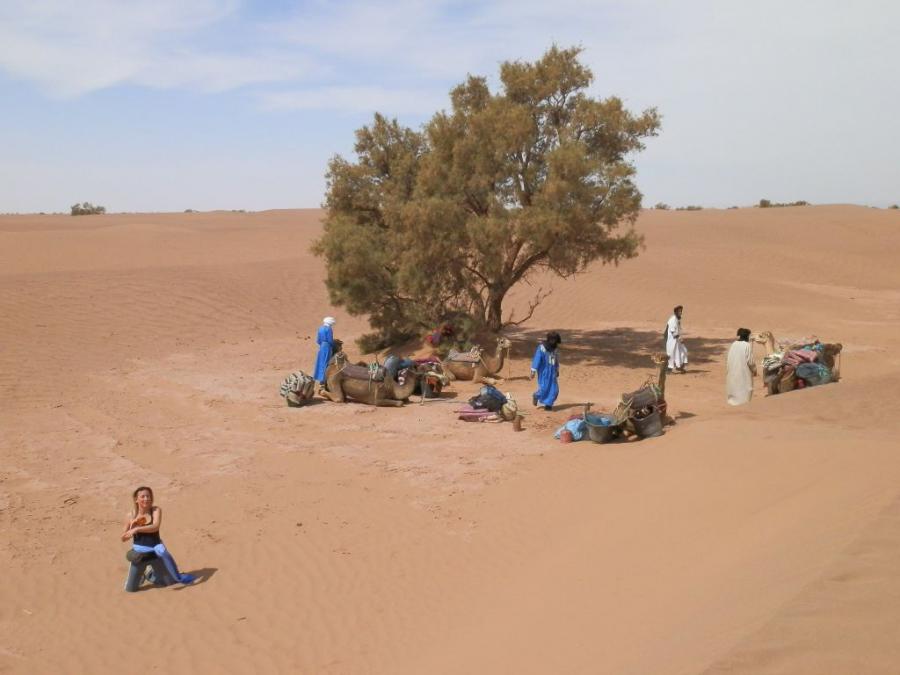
[1, 0, 898, 213]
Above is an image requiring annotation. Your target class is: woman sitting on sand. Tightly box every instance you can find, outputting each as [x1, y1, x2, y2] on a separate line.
[121, 486, 195, 585]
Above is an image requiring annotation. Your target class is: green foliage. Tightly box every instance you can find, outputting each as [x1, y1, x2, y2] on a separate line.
[314, 46, 660, 347]
[759, 199, 809, 208]
[70, 202, 106, 215]
[675, 205, 703, 211]
[654, 202, 670, 210]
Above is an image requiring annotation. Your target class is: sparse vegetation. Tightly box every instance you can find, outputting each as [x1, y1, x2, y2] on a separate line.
[889, 204, 899, 210]
[314, 45, 660, 349]
[675, 205, 703, 211]
[70, 202, 106, 216]
[184, 209, 196, 213]
[758, 199, 809, 208]
[654, 202, 671, 210]
[727, 206, 739, 210]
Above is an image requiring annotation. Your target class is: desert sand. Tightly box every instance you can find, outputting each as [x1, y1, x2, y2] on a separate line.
[2, 205, 900, 674]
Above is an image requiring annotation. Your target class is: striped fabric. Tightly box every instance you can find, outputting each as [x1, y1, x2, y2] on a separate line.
[280, 371, 316, 400]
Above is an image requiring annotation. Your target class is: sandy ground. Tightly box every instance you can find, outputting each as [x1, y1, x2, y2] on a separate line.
[2, 205, 900, 674]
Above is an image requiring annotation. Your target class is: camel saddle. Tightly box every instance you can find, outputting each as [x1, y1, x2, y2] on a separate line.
[340, 363, 386, 381]
[447, 347, 482, 363]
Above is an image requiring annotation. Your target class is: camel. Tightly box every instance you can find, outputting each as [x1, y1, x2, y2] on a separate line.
[442, 336, 511, 381]
[321, 352, 418, 407]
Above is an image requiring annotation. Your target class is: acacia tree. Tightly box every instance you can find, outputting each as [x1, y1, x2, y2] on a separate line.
[314, 46, 660, 348]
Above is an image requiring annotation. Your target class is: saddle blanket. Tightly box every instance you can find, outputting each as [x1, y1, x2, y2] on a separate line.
[447, 347, 481, 363]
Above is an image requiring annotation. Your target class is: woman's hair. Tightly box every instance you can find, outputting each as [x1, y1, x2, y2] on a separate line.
[737, 327, 751, 342]
[131, 486, 154, 518]
[674, 305, 683, 313]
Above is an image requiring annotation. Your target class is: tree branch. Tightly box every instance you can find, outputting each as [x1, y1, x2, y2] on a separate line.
[502, 287, 553, 327]
[509, 250, 549, 286]
[463, 264, 491, 287]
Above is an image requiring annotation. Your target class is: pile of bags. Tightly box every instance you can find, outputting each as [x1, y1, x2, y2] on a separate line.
[762, 341, 839, 395]
[457, 384, 518, 422]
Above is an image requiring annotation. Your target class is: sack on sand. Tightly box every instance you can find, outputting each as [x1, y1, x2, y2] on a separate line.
[280, 371, 315, 400]
[554, 418, 586, 441]
[500, 395, 518, 421]
[469, 385, 507, 412]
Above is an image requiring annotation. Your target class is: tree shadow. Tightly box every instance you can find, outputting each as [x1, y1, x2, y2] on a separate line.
[509, 328, 731, 370]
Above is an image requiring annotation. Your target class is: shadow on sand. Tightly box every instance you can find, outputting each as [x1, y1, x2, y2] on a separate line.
[174, 567, 217, 590]
[134, 567, 217, 592]
[509, 328, 731, 370]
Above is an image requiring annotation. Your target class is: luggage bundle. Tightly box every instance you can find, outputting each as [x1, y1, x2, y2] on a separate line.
[457, 385, 518, 423]
[280, 371, 316, 406]
[761, 340, 841, 395]
[468, 384, 507, 412]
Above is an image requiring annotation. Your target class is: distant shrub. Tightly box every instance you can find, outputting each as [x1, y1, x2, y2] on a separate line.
[758, 199, 808, 208]
[675, 205, 703, 211]
[654, 202, 670, 210]
[184, 208, 196, 213]
[727, 206, 739, 210]
[71, 202, 106, 215]
[889, 204, 899, 210]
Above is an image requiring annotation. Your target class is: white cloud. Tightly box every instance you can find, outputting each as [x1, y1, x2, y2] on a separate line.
[2, 0, 899, 209]
[0, 0, 310, 95]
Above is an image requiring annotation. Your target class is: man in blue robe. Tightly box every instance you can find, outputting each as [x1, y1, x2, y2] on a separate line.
[531, 331, 561, 410]
[313, 316, 336, 384]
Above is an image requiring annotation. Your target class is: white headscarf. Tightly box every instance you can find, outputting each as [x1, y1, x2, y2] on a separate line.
[323, 316, 336, 326]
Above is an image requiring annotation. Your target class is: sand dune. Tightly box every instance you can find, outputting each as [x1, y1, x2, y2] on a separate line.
[2, 205, 899, 673]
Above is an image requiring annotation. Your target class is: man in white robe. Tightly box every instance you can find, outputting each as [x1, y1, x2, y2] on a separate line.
[726, 327, 757, 405]
[666, 305, 688, 372]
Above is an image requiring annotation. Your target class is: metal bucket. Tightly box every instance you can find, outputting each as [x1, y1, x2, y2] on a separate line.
[632, 405, 663, 438]
[584, 413, 619, 443]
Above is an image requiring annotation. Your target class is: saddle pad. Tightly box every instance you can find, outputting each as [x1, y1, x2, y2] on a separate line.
[341, 363, 376, 380]
[447, 349, 481, 363]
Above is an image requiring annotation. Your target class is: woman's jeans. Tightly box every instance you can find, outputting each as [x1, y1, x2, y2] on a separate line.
[132, 543, 187, 584]
[124, 554, 176, 592]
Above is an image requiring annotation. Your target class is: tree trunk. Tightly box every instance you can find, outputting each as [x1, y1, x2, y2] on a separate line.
[485, 291, 505, 332]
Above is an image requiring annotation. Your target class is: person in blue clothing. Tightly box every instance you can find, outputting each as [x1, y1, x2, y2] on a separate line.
[313, 316, 337, 385]
[531, 331, 561, 411]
